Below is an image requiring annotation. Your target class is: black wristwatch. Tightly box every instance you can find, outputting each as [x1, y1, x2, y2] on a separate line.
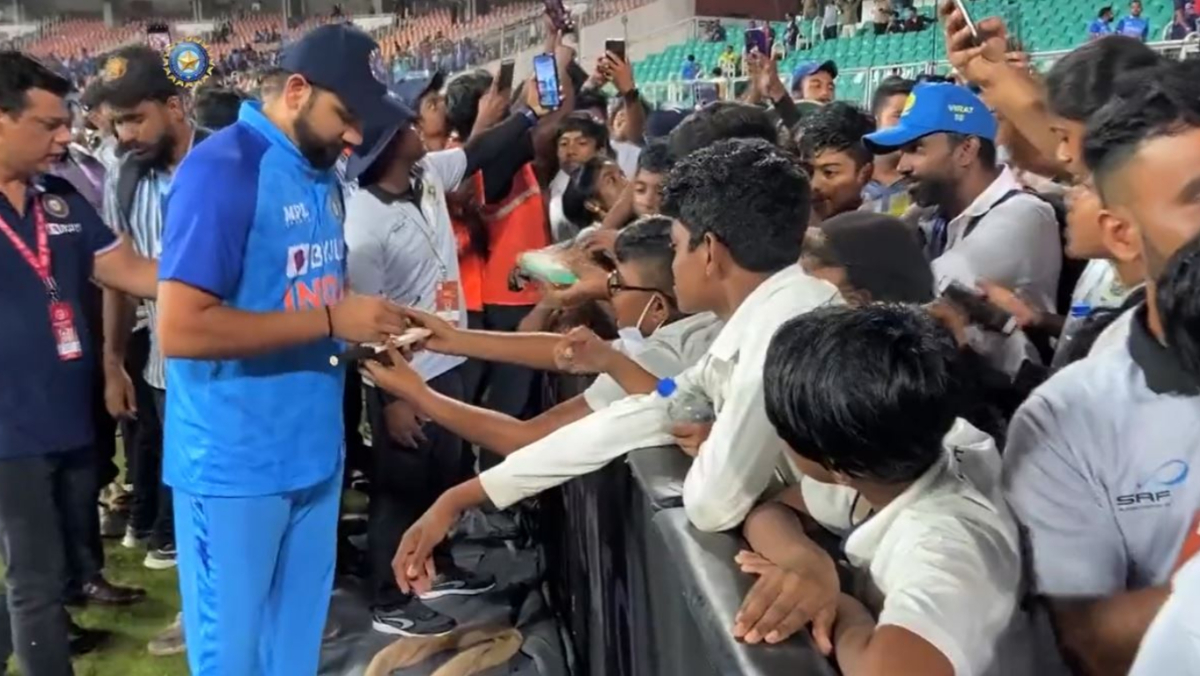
[621, 88, 641, 104]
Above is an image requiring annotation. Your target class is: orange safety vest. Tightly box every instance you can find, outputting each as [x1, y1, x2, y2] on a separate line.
[478, 162, 548, 306]
[450, 161, 549, 310]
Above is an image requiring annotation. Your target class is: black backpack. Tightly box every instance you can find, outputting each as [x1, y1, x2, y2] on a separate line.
[114, 126, 212, 228]
[963, 188, 1086, 318]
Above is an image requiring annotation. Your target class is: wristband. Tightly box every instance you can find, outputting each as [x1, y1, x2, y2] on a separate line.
[520, 108, 540, 125]
[622, 87, 641, 104]
[325, 306, 334, 338]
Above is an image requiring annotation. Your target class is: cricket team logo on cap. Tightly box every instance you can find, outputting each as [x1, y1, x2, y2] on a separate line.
[369, 47, 390, 85]
[41, 194, 69, 218]
[901, 93, 917, 117]
[163, 38, 214, 88]
[101, 56, 128, 82]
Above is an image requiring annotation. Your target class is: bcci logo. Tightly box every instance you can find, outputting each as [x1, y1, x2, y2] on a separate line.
[163, 38, 214, 88]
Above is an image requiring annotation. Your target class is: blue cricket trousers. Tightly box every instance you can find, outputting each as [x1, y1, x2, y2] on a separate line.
[173, 468, 341, 675]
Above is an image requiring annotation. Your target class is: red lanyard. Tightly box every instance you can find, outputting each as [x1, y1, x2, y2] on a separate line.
[0, 200, 56, 298]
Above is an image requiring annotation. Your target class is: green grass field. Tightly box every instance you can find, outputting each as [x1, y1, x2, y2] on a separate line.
[3, 541, 189, 676]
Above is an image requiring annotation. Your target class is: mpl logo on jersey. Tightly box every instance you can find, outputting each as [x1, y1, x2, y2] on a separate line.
[284, 237, 346, 311]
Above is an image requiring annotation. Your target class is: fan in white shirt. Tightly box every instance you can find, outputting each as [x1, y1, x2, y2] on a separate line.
[365, 216, 722, 457]
[740, 304, 1026, 676]
[367, 139, 840, 595]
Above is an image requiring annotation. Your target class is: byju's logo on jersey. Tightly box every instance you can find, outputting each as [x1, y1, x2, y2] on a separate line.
[286, 245, 309, 278]
[1116, 459, 1190, 511]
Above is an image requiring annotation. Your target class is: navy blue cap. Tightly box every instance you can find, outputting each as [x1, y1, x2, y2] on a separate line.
[280, 23, 415, 132]
[646, 108, 688, 139]
[862, 82, 997, 153]
[790, 60, 838, 92]
[344, 119, 415, 182]
[391, 70, 445, 109]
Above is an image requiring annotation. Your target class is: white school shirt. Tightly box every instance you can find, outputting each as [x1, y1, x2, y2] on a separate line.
[1129, 555, 1200, 676]
[479, 265, 842, 531]
[800, 418, 1001, 536]
[583, 312, 724, 411]
[844, 453, 1029, 676]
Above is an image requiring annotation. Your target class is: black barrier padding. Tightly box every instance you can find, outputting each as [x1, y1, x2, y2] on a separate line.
[652, 508, 839, 676]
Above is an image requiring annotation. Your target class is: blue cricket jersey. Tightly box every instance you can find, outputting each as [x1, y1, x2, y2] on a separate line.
[159, 102, 346, 497]
[1116, 15, 1150, 39]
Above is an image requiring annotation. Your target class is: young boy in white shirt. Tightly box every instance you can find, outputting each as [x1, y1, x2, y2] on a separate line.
[742, 304, 1025, 676]
[366, 138, 841, 594]
[362, 216, 723, 455]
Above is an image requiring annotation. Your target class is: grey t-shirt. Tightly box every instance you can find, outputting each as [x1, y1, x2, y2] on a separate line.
[345, 149, 469, 382]
[1003, 306, 1200, 598]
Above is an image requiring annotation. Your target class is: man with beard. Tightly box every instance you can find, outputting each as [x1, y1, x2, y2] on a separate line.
[864, 82, 1061, 312]
[1002, 59, 1200, 676]
[155, 24, 412, 675]
[96, 44, 205, 657]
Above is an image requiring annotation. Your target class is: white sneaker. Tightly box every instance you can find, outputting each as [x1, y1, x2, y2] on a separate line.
[122, 526, 149, 550]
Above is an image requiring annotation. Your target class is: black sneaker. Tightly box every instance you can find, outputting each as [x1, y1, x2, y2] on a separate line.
[418, 570, 496, 600]
[144, 543, 177, 570]
[370, 599, 456, 637]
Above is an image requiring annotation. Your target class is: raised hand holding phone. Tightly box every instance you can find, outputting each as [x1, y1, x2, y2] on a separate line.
[940, 0, 1010, 86]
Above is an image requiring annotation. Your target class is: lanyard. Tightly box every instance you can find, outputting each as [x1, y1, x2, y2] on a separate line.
[0, 200, 57, 299]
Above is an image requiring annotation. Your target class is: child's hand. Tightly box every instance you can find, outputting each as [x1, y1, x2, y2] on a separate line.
[733, 548, 840, 650]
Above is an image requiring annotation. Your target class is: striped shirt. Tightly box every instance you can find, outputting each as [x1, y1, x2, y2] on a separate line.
[102, 159, 173, 390]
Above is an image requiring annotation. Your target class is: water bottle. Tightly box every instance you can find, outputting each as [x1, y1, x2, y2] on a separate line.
[657, 377, 716, 423]
[1051, 303, 1093, 369]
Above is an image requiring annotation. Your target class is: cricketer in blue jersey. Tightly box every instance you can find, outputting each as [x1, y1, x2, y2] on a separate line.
[156, 24, 415, 676]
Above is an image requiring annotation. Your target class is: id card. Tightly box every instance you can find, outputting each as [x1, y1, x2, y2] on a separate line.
[435, 280, 461, 322]
[50, 301, 83, 361]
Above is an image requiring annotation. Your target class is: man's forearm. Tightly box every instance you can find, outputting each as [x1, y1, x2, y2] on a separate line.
[158, 302, 329, 359]
[464, 113, 533, 176]
[412, 386, 587, 455]
[446, 330, 562, 371]
[601, 351, 659, 396]
[1049, 586, 1170, 676]
[743, 501, 830, 568]
[975, 67, 1064, 177]
[101, 288, 136, 369]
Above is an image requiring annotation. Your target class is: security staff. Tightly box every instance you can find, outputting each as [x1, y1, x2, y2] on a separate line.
[0, 52, 157, 676]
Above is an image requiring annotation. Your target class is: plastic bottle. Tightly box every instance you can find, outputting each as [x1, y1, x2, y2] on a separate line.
[657, 377, 716, 423]
[1050, 303, 1093, 369]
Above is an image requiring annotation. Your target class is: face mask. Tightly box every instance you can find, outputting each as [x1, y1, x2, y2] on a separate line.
[615, 295, 663, 355]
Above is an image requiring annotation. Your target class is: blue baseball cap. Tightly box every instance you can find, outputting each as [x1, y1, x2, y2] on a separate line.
[280, 23, 414, 132]
[391, 70, 445, 109]
[862, 82, 996, 153]
[790, 60, 838, 92]
[345, 119, 417, 182]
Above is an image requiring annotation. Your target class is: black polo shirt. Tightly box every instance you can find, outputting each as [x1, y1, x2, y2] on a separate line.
[0, 174, 116, 459]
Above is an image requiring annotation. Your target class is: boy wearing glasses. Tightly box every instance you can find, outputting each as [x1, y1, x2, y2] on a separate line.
[369, 139, 841, 593]
[364, 216, 723, 456]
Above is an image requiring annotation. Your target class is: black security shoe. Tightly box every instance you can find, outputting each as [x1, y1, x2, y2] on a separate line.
[371, 599, 457, 637]
[418, 569, 496, 600]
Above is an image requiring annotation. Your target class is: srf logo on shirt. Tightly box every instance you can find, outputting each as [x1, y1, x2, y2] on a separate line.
[286, 245, 309, 278]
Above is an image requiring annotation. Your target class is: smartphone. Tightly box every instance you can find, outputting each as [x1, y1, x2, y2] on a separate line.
[532, 53, 562, 110]
[951, 0, 980, 40]
[604, 38, 626, 63]
[942, 282, 1017, 335]
[518, 250, 579, 286]
[744, 27, 769, 55]
[543, 0, 575, 31]
[497, 59, 515, 92]
[146, 25, 172, 51]
[694, 81, 718, 107]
